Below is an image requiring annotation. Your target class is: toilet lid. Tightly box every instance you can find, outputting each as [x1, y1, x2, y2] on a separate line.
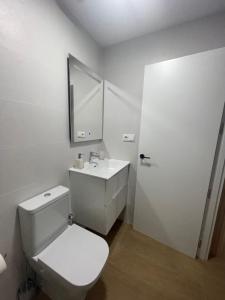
[36, 224, 109, 287]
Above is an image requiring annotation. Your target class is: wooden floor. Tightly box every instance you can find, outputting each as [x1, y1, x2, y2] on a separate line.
[35, 222, 225, 300]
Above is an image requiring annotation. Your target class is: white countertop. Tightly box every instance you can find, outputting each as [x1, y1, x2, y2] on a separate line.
[69, 158, 130, 180]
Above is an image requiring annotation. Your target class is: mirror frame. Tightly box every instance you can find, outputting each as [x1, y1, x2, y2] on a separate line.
[67, 53, 104, 143]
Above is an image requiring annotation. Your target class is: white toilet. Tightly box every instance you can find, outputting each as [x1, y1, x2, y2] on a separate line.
[18, 185, 109, 300]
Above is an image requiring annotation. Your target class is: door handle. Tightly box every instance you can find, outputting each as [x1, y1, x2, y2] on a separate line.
[140, 154, 151, 160]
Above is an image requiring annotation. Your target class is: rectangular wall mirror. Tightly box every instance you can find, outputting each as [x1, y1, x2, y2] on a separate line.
[68, 54, 104, 143]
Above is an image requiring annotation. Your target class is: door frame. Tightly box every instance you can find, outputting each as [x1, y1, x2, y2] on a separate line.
[199, 114, 225, 260]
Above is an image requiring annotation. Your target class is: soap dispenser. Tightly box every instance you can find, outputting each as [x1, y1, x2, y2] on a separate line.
[73, 153, 84, 169]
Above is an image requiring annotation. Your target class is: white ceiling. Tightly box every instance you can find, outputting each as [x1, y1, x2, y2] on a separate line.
[57, 0, 225, 47]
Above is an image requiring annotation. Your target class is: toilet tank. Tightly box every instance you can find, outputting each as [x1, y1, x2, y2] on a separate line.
[18, 186, 70, 257]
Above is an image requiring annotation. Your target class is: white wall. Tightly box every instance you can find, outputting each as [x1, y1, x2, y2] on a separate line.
[0, 0, 102, 299]
[102, 13, 225, 224]
[103, 81, 141, 223]
[103, 13, 225, 99]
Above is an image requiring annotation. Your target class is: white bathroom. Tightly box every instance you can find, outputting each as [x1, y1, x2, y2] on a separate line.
[0, 1, 225, 299]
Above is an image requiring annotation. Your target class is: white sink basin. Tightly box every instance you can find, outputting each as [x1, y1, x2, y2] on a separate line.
[69, 158, 129, 180]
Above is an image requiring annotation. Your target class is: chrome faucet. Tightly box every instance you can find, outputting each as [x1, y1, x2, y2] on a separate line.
[89, 151, 100, 164]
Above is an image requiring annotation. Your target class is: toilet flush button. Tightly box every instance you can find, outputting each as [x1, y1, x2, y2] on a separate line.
[44, 193, 51, 197]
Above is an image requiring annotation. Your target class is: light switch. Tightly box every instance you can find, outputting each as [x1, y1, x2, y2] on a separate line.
[77, 131, 86, 138]
[122, 134, 135, 142]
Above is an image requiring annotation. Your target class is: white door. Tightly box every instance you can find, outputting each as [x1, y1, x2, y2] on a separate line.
[133, 48, 225, 258]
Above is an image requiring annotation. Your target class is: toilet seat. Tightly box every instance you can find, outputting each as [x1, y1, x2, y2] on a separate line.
[34, 224, 109, 287]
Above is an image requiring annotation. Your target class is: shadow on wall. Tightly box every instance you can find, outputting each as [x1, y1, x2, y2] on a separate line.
[102, 81, 142, 223]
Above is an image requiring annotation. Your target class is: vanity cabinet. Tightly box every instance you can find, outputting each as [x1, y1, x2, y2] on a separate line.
[69, 161, 129, 235]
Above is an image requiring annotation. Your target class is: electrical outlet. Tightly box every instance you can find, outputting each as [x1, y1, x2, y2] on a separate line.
[77, 131, 86, 138]
[122, 133, 135, 142]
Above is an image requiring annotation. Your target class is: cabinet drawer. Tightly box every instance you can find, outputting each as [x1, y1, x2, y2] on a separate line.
[105, 166, 128, 205]
[105, 185, 127, 233]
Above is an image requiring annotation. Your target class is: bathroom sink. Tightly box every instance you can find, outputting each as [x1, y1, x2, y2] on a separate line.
[69, 158, 129, 180]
